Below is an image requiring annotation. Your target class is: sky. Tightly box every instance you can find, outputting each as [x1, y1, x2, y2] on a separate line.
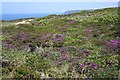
[1, 0, 119, 2]
[1, 2, 118, 14]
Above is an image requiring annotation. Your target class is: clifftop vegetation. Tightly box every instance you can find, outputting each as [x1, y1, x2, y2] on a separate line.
[1, 7, 119, 79]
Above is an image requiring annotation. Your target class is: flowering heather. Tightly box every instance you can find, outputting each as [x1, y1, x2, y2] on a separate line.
[2, 43, 15, 49]
[105, 40, 120, 52]
[81, 50, 90, 56]
[64, 26, 69, 28]
[79, 62, 99, 69]
[15, 33, 29, 41]
[84, 37, 88, 41]
[51, 34, 65, 42]
[84, 28, 92, 33]
[88, 63, 99, 69]
[38, 33, 53, 40]
[57, 47, 66, 53]
[84, 28, 93, 37]
[59, 53, 70, 61]
[67, 20, 76, 24]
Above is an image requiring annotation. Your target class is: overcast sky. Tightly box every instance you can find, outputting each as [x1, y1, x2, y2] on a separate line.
[1, 2, 118, 14]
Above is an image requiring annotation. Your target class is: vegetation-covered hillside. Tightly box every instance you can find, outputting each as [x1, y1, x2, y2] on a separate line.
[1, 7, 119, 79]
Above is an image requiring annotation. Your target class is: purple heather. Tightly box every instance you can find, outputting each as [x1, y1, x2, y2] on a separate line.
[2, 43, 15, 49]
[51, 34, 65, 42]
[79, 62, 99, 69]
[105, 39, 120, 52]
[60, 53, 70, 61]
[16, 33, 29, 41]
[81, 50, 90, 56]
[67, 20, 76, 24]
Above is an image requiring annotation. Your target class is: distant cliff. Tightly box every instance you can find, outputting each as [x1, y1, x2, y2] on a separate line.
[64, 9, 94, 14]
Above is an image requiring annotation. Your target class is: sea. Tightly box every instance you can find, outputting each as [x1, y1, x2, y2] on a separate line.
[0, 13, 61, 20]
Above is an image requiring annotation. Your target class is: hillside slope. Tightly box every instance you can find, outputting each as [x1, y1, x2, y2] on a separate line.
[1, 7, 119, 79]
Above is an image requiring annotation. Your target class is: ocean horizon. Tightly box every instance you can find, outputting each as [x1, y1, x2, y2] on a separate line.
[1, 13, 61, 20]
